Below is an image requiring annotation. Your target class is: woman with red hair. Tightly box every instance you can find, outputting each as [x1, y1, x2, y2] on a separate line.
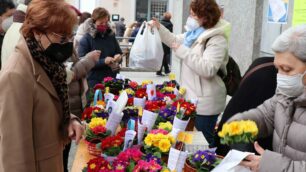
[0, 0, 84, 171]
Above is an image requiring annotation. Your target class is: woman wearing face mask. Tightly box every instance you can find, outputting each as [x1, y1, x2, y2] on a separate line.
[78, 7, 122, 89]
[151, 0, 230, 147]
[228, 25, 306, 172]
[0, 0, 84, 171]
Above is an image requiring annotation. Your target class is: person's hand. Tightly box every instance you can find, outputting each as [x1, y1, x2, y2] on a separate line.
[171, 42, 181, 51]
[149, 18, 160, 30]
[105, 57, 114, 65]
[240, 142, 265, 172]
[86, 50, 101, 62]
[114, 54, 122, 62]
[68, 119, 85, 145]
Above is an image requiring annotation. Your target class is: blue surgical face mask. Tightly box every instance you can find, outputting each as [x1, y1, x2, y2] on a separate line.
[277, 71, 306, 97]
[184, 16, 200, 32]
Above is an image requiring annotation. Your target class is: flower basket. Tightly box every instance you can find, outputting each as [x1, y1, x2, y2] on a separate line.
[86, 139, 102, 156]
[186, 117, 195, 131]
[184, 159, 196, 172]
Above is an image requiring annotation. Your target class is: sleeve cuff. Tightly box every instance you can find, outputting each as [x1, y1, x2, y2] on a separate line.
[259, 150, 284, 171]
[70, 114, 82, 124]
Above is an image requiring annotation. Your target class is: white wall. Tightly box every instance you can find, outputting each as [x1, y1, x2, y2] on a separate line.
[95, 0, 136, 25]
[260, 0, 293, 57]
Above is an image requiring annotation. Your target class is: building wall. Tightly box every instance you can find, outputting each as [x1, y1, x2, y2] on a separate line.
[217, 0, 264, 74]
[260, 0, 294, 56]
[95, 0, 136, 25]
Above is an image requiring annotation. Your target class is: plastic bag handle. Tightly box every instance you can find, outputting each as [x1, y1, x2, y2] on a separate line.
[136, 21, 147, 37]
[93, 89, 103, 106]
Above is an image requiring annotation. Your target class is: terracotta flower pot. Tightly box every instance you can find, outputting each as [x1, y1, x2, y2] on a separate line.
[184, 159, 196, 172]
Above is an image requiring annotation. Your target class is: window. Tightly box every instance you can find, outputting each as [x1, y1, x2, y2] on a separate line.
[151, 0, 168, 21]
[135, 0, 168, 22]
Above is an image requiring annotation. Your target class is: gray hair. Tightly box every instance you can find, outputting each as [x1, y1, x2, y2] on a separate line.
[272, 24, 306, 62]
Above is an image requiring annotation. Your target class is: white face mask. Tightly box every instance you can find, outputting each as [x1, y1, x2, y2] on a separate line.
[277, 71, 306, 97]
[184, 16, 200, 31]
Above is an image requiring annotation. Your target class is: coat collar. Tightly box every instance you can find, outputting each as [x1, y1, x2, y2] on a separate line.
[15, 36, 60, 101]
[294, 89, 306, 107]
[84, 18, 113, 38]
[195, 19, 231, 44]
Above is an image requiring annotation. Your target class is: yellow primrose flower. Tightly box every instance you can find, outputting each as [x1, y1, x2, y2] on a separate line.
[159, 139, 171, 152]
[141, 80, 153, 86]
[125, 88, 135, 95]
[179, 87, 186, 95]
[88, 117, 107, 129]
[158, 133, 168, 140]
[144, 134, 153, 146]
[161, 168, 171, 172]
[153, 140, 160, 147]
[218, 130, 226, 138]
[218, 123, 230, 138]
[96, 100, 105, 107]
[243, 120, 258, 136]
[164, 87, 174, 92]
[228, 121, 243, 136]
[89, 163, 96, 170]
[168, 134, 176, 144]
[158, 122, 173, 131]
[169, 73, 176, 80]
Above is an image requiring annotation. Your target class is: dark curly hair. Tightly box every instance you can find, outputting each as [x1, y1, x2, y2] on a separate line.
[190, 0, 221, 29]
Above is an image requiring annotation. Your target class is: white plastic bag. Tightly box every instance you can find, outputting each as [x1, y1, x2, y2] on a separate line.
[129, 22, 164, 71]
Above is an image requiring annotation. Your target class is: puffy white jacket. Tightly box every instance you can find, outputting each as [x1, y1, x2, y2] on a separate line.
[158, 19, 231, 115]
[1, 4, 27, 67]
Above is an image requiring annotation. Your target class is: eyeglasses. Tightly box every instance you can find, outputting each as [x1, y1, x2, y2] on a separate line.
[51, 32, 74, 44]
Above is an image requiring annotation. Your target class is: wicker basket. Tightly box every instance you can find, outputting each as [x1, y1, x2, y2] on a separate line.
[86, 139, 102, 156]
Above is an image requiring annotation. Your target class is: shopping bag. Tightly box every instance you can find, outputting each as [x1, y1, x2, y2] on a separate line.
[129, 22, 164, 71]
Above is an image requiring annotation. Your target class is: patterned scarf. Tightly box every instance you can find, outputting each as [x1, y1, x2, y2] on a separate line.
[25, 37, 70, 138]
[13, 10, 26, 23]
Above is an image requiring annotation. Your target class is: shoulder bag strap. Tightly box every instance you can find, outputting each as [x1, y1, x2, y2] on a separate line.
[239, 62, 275, 86]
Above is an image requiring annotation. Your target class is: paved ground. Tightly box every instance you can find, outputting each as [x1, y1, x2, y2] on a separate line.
[67, 72, 168, 171]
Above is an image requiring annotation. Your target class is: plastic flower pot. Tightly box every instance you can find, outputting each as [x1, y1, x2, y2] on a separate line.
[230, 142, 254, 152]
[161, 155, 169, 164]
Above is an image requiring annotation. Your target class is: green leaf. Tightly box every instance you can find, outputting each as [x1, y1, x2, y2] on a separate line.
[153, 152, 162, 158]
[127, 161, 135, 172]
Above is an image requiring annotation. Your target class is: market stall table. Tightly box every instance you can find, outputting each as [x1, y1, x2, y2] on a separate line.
[71, 140, 95, 172]
[71, 131, 208, 172]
